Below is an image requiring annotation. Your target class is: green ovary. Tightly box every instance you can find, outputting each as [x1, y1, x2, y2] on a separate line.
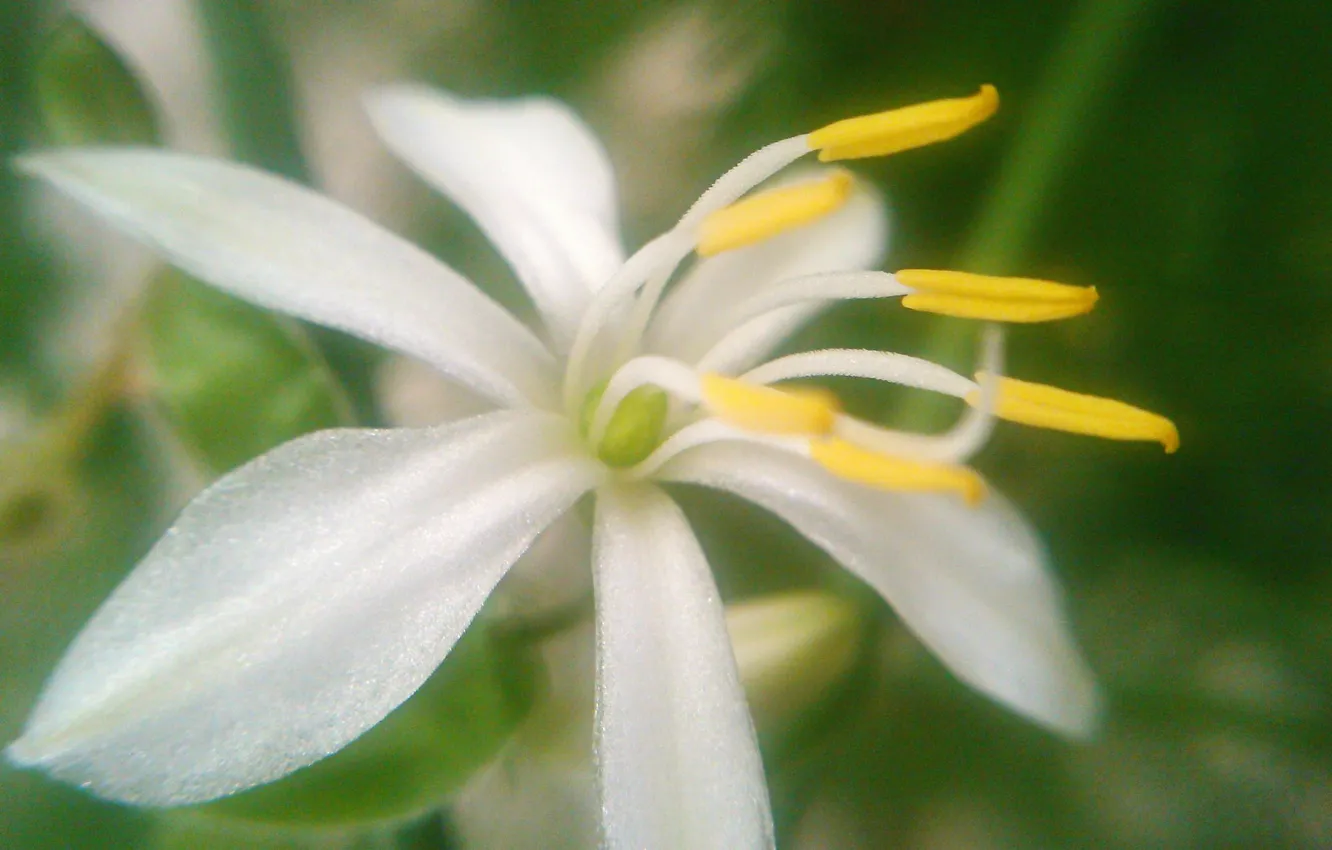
[578, 381, 669, 468]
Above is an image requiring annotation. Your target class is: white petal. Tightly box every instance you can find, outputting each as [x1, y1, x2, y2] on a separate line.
[7, 411, 603, 804]
[593, 484, 774, 849]
[660, 442, 1099, 737]
[646, 177, 888, 371]
[18, 149, 558, 409]
[366, 85, 625, 349]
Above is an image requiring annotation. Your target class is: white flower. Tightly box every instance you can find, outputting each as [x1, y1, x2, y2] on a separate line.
[7, 84, 1176, 848]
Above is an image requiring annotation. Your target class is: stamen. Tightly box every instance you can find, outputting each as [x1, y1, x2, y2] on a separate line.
[958, 324, 1005, 455]
[566, 137, 813, 407]
[700, 374, 839, 436]
[971, 375, 1180, 452]
[677, 136, 815, 229]
[709, 271, 909, 333]
[742, 347, 974, 398]
[744, 326, 1004, 464]
[697, 171, 853, 256]
[808, 85, 999, 162]
[618, 173, 860, 366]
[690, 272, 910, 376]
[694, 309, 816, 377]
[614, 264, 684, 366]
[645, 184, 885, 367]
[564, 231, 692, 411]
[810, 439, 987, 505]
[898, 269, 1098, 323]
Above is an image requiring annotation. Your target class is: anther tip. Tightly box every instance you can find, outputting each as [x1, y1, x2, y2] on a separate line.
[977, 84, 1000, 116]
[1160, 422, 1180, 454]
[807, 84, 1003, 162]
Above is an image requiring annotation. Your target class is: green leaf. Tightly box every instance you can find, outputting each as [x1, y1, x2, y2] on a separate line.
[188, 620, 538, 828]
[34, 15, 162, 147]
[140, 268, 353, 474]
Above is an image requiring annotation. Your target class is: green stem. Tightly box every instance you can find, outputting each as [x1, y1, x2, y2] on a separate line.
[901, 0, 1166, 426]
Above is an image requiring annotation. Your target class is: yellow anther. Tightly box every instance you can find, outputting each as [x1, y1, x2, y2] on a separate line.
[701, 374, 839, 436]
[897, 269, 1098, 323]
[970, 375, 1179, 453]
[698, 170, 854, 256]
[807, 85, 999, 162]
[810, 439, 987, 505]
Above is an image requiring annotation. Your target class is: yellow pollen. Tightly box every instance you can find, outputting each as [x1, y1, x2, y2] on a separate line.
[807, 85, 999, 162]
[969, 375, 1179, 453]
[897, 269, 1098, 323]
[698, 170, 854, 257]
[700, 374, 839, 436]
[810, 439, 987, 505]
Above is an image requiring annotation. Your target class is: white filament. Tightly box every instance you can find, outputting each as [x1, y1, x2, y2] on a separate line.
[563, 137, 813, 410]
[563, 231, 693, 411]
[626, 420, 809, 481]
[676, 136, 813, 230]
[692, 306, 812, 376]
[832, 327, 1003, 463]
[738, 327, 1005, 464]
[742, 348, 976, 398]
[709, 271, 909, 340]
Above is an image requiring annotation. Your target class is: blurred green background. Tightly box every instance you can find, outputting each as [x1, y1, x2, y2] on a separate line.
[2, 0, 1330, 847]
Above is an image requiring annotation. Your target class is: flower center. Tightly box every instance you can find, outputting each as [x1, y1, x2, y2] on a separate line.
[578, 381, 669, 468]
[564, 84, 1178, 496]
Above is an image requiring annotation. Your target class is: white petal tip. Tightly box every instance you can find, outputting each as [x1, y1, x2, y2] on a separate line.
[1023, 672, 1102, 741]
[14, 149, 135, 187]
[13, 151, 57, 176]
[5, 735, 47, 768]
[1054, 688, 1104, 741]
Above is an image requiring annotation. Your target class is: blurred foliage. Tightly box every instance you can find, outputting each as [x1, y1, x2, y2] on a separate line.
[26, 9, 356, 479]
[194, 0, 308, 182]
[1, 0, 1329, 848]
[35, 16, 161, 146]
[141, 268, 352, 475]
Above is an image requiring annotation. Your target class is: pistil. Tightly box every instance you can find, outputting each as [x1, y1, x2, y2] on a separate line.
[578, 381, 669, 468]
